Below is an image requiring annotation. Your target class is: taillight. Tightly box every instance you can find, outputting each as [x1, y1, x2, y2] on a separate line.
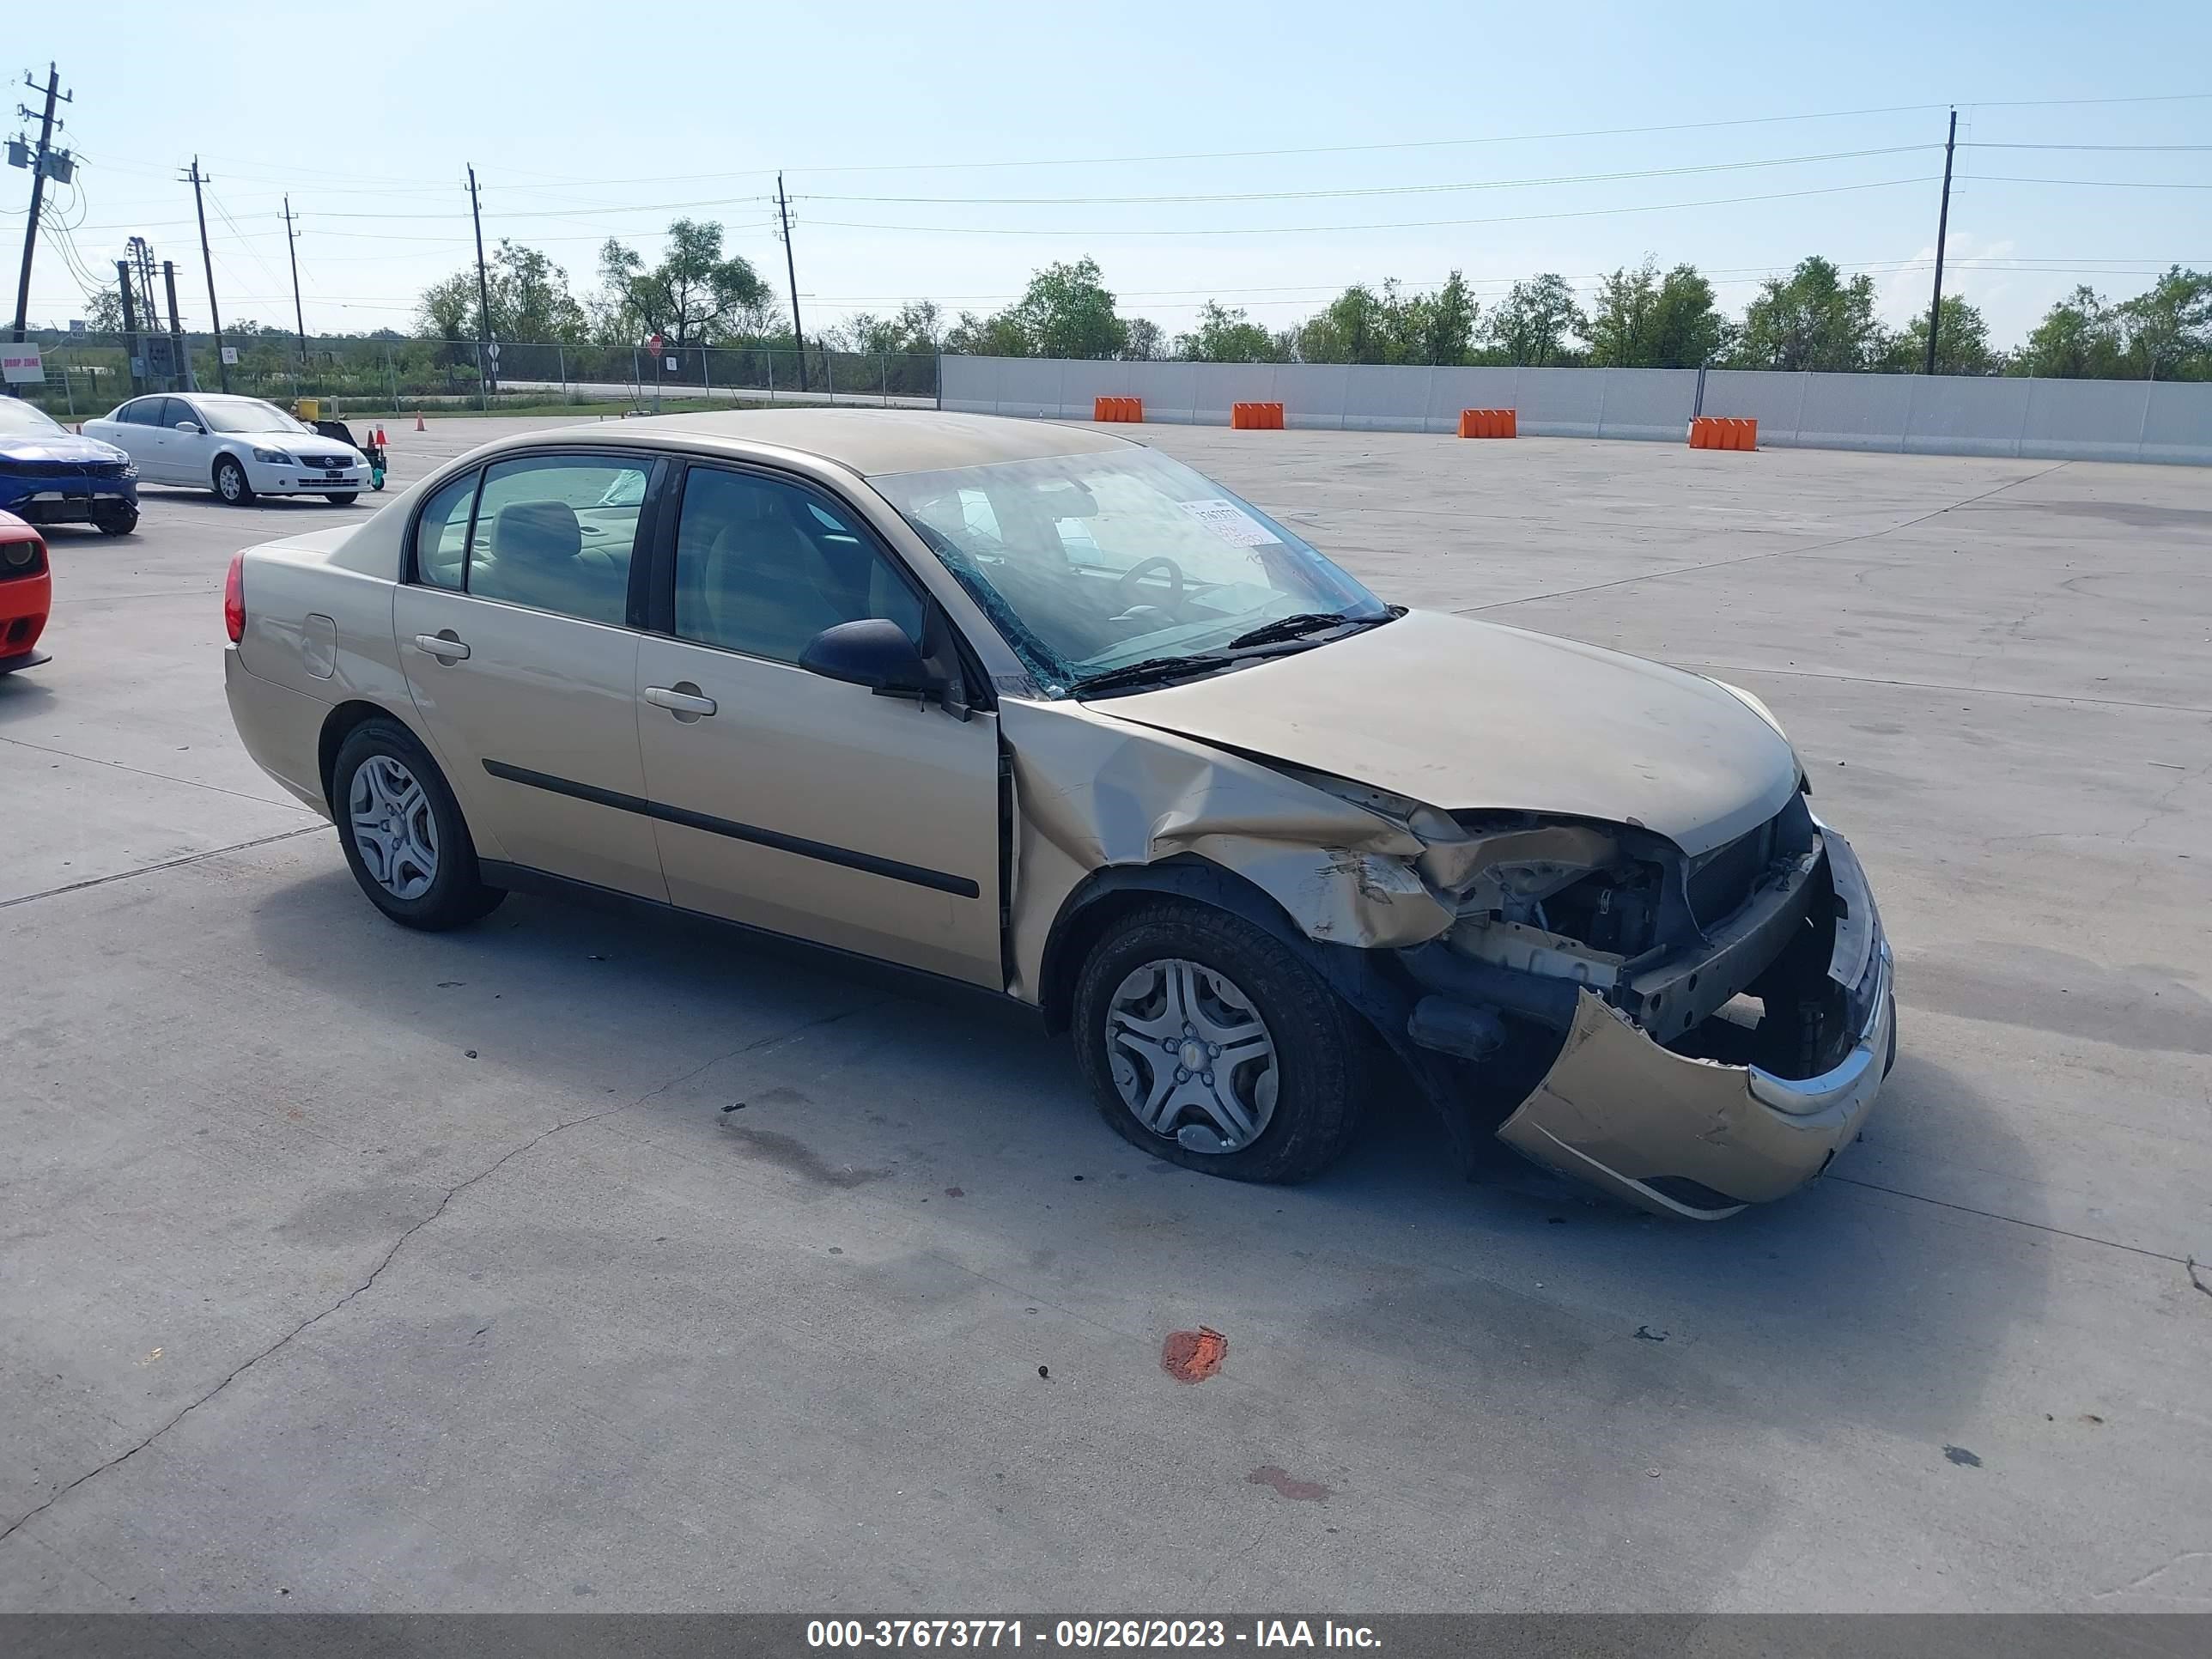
[223, 553, 246, 642]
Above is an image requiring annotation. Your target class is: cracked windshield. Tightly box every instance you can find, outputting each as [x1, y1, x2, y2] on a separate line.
[872, 447, 1390, 693]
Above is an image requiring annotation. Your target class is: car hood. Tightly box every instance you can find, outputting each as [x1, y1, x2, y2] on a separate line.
[0, 433, 130, 464]
[1086, 608, 1802, 857]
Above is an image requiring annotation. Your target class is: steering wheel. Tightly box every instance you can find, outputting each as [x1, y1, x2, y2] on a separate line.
[1115, 556, 1185, 612]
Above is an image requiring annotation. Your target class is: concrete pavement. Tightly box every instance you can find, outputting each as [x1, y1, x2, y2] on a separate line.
[3, 422, 2207, 1613]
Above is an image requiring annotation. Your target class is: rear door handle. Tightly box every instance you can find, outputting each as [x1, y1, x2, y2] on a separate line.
[413, 632, 470, 661]
[644, 684, 717, 717]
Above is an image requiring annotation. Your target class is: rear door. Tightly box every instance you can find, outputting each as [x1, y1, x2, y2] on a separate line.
[392, 449, 669, 900]
[634, 462, 1003, 987]
[106, 398, 173, 480]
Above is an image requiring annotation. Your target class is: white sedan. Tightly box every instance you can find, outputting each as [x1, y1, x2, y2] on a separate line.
[83, 393, 369, 506]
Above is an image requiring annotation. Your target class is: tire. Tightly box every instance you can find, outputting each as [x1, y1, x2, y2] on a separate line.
[331, 718, 505, 931]
[213, 454, 253, 505]
[1072, 901, 1367, 1183]
[91, 501, 138, 536]
[325, 492, 359, 506]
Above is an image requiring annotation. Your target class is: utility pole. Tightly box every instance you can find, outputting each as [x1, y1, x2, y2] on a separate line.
[163, 259, 194, 391]
[9, 62, 73, 343]
[1923, 106, 1958, 378]
[186, 157, 229, 392]
[776, 171, 809, 392]
[467, 164, 495, 400]
[116, 259, 143, 393]
[283, 195, 307, 370]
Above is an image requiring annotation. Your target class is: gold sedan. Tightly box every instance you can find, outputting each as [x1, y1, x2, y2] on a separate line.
[223, 410, 1894, 1218]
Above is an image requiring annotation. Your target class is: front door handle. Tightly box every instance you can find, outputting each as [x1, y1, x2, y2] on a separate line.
[644, 684, 717, 718]
[414, 632, 470, 661]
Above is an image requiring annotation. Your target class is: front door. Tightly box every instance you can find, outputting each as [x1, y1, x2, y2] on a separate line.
[392, 450, 667, 900]
[163, 398, 216, 486]
[635, 463, 1002, 988]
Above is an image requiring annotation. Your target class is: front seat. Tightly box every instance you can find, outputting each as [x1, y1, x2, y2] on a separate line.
[686, 483, 851, 658]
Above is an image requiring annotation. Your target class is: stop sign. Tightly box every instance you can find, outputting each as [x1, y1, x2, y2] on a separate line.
[647, 333, 663, 355]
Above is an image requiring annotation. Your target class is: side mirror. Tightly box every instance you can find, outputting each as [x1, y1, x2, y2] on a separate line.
[799, 618, 938, 699]
[174, 420, 202, 434]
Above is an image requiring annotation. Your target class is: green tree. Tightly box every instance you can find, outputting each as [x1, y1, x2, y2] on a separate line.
[939, 258, 1127, 358]
[1484, 274, 1584, 367]
[833, 300, 945, 356]
[1291, 276, 1475, 365]
[1729, 256, 1889, 372]
[2115, 265, 2212, 380]
[1177, 300, 1282, 362]
[597, 221, 769, 348]
[2012, 287, 2124, 379]
[1121, 317, 1167, 362]
[1007, 258, 1127, 359]
[1401, 270, 1478, 365]
[942, 307, 1034, 356]
[414, 240, 587, 346]
[1885, 295, 2000, 375]
[1583, 258, 1725, 368]
[1291, 283, 1389, 363]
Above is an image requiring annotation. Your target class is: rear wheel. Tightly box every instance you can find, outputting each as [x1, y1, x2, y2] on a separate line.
[331, 719, 504, 931]
[213, 454, 252, 505]
[91, 501, 137, 536]
[1072, 902, 1367, 1182]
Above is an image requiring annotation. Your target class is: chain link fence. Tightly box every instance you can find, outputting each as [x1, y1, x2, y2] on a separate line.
[3, 331, 939, 420]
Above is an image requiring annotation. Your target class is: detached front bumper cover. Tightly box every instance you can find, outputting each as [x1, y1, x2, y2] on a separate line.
[1493, 823, 1894, 1220]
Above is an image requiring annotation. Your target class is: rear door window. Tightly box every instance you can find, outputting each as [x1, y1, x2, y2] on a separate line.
[465, 453, 652, 627]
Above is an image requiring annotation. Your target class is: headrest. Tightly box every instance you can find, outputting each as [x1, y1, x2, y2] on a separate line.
[490, 500, 581, 563]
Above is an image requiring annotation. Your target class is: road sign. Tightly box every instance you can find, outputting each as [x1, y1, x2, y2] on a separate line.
[486, 343, 501, 363]
[221, 346, 239, 366]
[1, 346, 44, 384]
[69, 319, 85, 335]
[665, 356, 677, 373]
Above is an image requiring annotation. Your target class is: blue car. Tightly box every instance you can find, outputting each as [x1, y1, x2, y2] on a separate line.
[0, 396, 139, 535]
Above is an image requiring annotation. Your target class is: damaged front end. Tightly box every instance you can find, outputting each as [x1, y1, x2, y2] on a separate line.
[1394, 792, 1896, 1219]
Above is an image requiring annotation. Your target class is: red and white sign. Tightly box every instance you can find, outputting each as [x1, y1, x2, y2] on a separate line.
[1, 346, 44, 384]
[647, 333, 663, 355]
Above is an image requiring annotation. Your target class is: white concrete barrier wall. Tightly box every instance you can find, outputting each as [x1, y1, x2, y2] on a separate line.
[939, 356, 2212, 465]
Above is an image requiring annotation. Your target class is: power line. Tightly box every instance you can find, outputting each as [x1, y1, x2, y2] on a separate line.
[797, 145, 1936, 206]
[805, 174, 1938, 237]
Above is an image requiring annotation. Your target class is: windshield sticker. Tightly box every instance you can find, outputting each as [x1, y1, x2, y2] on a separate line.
[1177, 498, 1281, 548]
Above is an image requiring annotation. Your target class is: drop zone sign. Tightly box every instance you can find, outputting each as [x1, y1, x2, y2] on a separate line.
[1, 346, 45, 384]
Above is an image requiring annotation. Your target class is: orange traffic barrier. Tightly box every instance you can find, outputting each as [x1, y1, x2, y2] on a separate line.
[1093, 396, 1143, 422]
[1458, 407, 1517, 438]
[1689, 416, 1757, 451]
[1231, 401, 1285, 430]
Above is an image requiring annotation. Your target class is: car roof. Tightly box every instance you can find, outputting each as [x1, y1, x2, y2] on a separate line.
[550, 408, 1137, 477]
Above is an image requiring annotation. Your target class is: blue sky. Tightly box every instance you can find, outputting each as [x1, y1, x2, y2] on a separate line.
[11, 0, 2209, 347]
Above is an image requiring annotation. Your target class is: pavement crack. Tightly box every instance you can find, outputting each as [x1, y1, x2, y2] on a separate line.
[2093, 1550, 2212, 1599]
[0, 734, 320, 812]
[0, 825, 328, 911]
[0, 1001, 879, 1552]
[1461, 460, 2073, 613]
[1824, 1173, 2188, 1267]
[2190, 1258, 2212, 1300]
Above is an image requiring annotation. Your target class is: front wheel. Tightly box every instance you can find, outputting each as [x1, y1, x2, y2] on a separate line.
[325, 492, 359, 506]
[91, 501, 138, 536]
[1072, 901, 1368, 1183]
[213, 455, 253, 505]
[331, 718, 505, 931]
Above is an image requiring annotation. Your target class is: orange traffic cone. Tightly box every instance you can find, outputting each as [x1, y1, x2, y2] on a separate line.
[414, 410, 426, 432]
[374, 426, 386, 447]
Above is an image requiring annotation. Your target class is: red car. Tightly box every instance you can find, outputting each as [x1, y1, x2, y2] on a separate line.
[0, 509, 52, 673]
